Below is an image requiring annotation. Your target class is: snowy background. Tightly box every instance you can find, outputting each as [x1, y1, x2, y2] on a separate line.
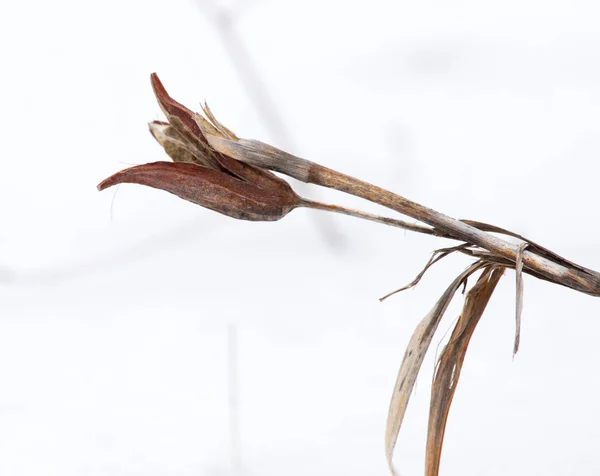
[2, 0, 600, 474]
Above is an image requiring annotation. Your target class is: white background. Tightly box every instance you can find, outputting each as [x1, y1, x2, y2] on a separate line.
[1, 0, 600, 474]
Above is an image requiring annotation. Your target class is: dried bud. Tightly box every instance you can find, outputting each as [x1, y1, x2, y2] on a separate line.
[98, 73, 301, 222]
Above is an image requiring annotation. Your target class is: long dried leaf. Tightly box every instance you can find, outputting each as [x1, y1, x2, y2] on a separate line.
[425, 266, 504, 476]
[514, 242, 528, 356]
[385, 260, 488, 475]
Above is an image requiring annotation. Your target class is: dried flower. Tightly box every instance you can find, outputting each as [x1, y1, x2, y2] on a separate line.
[98, 73, 300, 222]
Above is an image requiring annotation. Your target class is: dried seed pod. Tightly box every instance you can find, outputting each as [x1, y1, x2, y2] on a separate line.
[98, 161, 300, 222]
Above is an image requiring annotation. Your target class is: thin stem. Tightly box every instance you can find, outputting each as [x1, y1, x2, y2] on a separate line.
[299, 198, 443, 237]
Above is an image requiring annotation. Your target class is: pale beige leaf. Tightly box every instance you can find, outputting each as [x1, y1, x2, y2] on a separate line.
[514, 242, 528, 356]
[385, 260, 488, 476]
[425, 266, 504, 476]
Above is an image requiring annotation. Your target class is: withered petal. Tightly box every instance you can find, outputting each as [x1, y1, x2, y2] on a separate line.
[98, 161, 300, 222]
[150, 73, 206, 144]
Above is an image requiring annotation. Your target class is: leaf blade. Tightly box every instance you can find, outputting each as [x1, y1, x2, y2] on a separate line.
[425, 266, 504, 476]
[385, 260, 488, 475]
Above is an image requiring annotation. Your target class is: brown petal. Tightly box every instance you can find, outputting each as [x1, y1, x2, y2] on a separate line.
[149, 75, 298, 207]
[150, 73, 206, 143]
[150, 73, 228, 172]
[98, 162, 300, 222]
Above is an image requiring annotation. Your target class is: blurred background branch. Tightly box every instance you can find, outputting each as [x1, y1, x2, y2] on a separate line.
[195, 0, 344, 248]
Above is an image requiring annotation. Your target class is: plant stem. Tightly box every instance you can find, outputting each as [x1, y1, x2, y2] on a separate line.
[299, 198, 443, 237]
[204, 134, 600, 296]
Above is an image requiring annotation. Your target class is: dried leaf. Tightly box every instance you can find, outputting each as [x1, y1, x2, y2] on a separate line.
[514, 242, 528, 356]
[98, 161, 300, 222]
[380, 244, 472, 301]
[461, 219, 597, 277]
[385, 260, 488, 476]
[425, 266, 504, 476]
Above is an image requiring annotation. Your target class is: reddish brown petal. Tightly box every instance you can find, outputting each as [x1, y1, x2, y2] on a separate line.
[98, 162, 300, 222]
[150, 73, 207, 145]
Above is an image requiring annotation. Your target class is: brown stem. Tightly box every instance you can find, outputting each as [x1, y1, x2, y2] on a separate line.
[203, 135, 600, 296]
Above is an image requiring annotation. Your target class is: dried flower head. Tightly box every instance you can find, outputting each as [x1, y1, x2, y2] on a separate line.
[98, 73, 300, 222]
